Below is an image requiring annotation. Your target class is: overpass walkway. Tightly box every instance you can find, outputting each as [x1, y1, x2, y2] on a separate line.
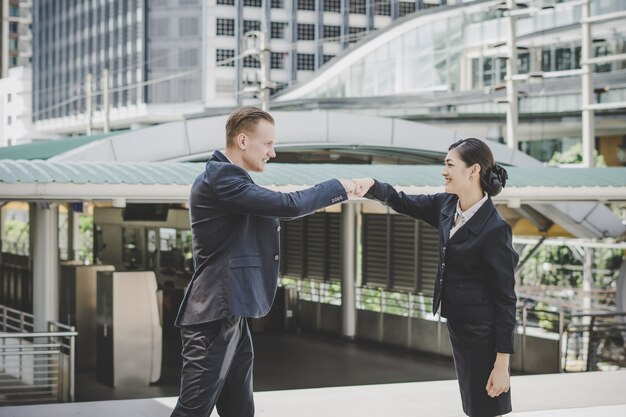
[1, 370, 624, 417]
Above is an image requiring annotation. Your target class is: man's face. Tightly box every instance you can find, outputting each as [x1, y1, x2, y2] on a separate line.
[240, 119, 276, 172]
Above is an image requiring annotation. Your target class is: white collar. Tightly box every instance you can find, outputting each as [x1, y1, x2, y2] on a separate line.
[455, 193, 488, 223]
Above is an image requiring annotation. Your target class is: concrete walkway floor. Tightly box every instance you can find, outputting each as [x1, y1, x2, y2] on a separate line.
[1, 370, 624, 417]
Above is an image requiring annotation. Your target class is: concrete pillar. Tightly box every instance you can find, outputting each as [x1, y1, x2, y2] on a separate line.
[341, 203, 357, 338]
[67, 204, 81, 261]
[32, 203, 59, 331]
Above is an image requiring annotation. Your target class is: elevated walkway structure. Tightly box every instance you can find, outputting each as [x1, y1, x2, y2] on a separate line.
[1, 370, 625, 417]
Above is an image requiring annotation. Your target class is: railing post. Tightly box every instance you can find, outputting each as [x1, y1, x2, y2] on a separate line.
[437, 313, 442, 353]
[69, 325, 76, 402]
[585, 315, 596, 371]
[558, 311, 565, 373]
[407, 293, 414, 348]
[379, 289, 385, 342]
[521, 306, 527, 373]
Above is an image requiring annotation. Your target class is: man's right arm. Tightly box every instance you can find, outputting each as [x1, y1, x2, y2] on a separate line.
[204, 164, 352, 219]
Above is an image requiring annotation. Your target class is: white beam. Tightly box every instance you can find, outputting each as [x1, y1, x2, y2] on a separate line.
[2, 183, 626, 203]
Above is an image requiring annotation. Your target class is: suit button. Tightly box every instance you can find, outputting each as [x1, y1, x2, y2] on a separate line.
[441, 262, 445, 270]
[274, 255, 279, 261]
[442, 246, 446, 254]
[277, 226, 281, 232]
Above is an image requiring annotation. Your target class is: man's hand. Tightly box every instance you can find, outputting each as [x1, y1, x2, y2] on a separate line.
[352, 178, 375, 197]
[339, 179, 356, 196]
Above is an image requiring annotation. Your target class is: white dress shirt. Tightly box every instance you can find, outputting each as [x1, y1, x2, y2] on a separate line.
[449, 193, 488, 239]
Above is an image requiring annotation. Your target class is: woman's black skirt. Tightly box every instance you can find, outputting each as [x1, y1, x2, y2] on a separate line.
[446, 320, 512, 417]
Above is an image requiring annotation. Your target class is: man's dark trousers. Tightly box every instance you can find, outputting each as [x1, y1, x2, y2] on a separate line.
[171, 316, 254, 417]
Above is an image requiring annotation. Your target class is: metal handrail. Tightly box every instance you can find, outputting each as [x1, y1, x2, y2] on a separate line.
[0, 305, 77, 404]
[288, 277, 626, 373]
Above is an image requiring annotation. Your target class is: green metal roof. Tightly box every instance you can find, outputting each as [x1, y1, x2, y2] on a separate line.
[0, 160, 625, 188]
[0, 132, 121, 160]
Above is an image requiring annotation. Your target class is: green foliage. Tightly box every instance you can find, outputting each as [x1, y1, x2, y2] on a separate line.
[78, 215, 94, 264]
[2, 219, 29, 254]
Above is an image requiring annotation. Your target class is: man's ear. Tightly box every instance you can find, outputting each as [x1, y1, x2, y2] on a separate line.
[236, 133, 247, 150]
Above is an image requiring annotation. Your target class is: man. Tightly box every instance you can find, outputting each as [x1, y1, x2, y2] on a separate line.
[171, 106, 355, 417]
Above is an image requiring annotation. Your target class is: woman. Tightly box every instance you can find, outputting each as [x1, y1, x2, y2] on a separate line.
[353, 138, 519, 417]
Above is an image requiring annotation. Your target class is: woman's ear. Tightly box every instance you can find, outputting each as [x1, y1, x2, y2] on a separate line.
[472, 164, 481, 176]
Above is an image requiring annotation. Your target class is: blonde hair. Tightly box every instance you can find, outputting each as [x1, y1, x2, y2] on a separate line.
[225, 106, 274, 148]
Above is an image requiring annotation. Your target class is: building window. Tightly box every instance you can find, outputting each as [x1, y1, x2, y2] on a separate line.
[7, 116, 12, 125]
[323, 54, 335, 64]
[150, 18, 169, 37]
[9, 6, 19, 17]
[323, 0, 341, 12]
[216, 49, 235, 67]
[271, 0, 284, 7]
[399, 1, 416, 16]
[216, 18, 235, 36]
[483, 57, 494, 86]
[374, 0, 391, 16]
[151, 49, 169, 68]
[472, 58, 480, 88]
[243, 55, 260, 68]
[217, 0, 235, 4]
[271, 22, 288, 39]
[180, 0, 198, 4]
[594, 44, 611, 72]
[541, 49, 552, 72]
[555, 47, 572, 71]
[349, 0, 366, 14]
[297, 53, 315, 71]
[323, 25, 341, 41]
[348, 26, 365, 43]
[518, 52, 530, 74]
[179, 17, 199, 36]
[297, 23, 315, 41]
[9, 22, 18, 33]
[244, 0, 262, 7]
[297, 0, 316, 11]
[9, 39, 18, 49]
[271, 52, 285, 69]
[179, 48, 199, 67]
[244, 20, 261, 34]
[7, 93, 12, 103]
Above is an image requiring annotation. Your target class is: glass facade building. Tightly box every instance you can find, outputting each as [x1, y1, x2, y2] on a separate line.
[276, 0, 626, 163]
[31, 0, 452, 134]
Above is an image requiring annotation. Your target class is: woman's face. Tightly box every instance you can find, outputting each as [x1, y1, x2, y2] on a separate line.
[441, 148, 475, 195]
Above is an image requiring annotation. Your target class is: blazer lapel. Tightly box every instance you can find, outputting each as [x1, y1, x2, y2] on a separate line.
[440, 197, 456, 247]
[448, 197, 496, 245]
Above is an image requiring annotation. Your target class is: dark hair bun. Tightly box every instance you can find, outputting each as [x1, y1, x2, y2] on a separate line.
[483, 165, 508, 197]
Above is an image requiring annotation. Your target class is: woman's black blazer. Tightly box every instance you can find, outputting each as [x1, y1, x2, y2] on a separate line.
[365, 180, 519, 353]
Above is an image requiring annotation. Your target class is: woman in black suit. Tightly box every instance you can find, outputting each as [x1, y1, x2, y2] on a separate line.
[353, 138, 519, 417]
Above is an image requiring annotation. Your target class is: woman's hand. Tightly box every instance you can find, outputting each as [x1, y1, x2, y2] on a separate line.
[486, 353, 510, 397]
[352, 178, 375, 197]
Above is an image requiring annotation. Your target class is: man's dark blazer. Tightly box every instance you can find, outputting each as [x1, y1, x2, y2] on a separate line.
[175, 151, 347, 326]
[366, 181, 519, 353]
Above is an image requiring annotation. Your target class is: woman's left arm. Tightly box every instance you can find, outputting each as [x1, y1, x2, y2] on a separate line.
[483, 222, 519, 397]
[484, 222, 519, 353]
